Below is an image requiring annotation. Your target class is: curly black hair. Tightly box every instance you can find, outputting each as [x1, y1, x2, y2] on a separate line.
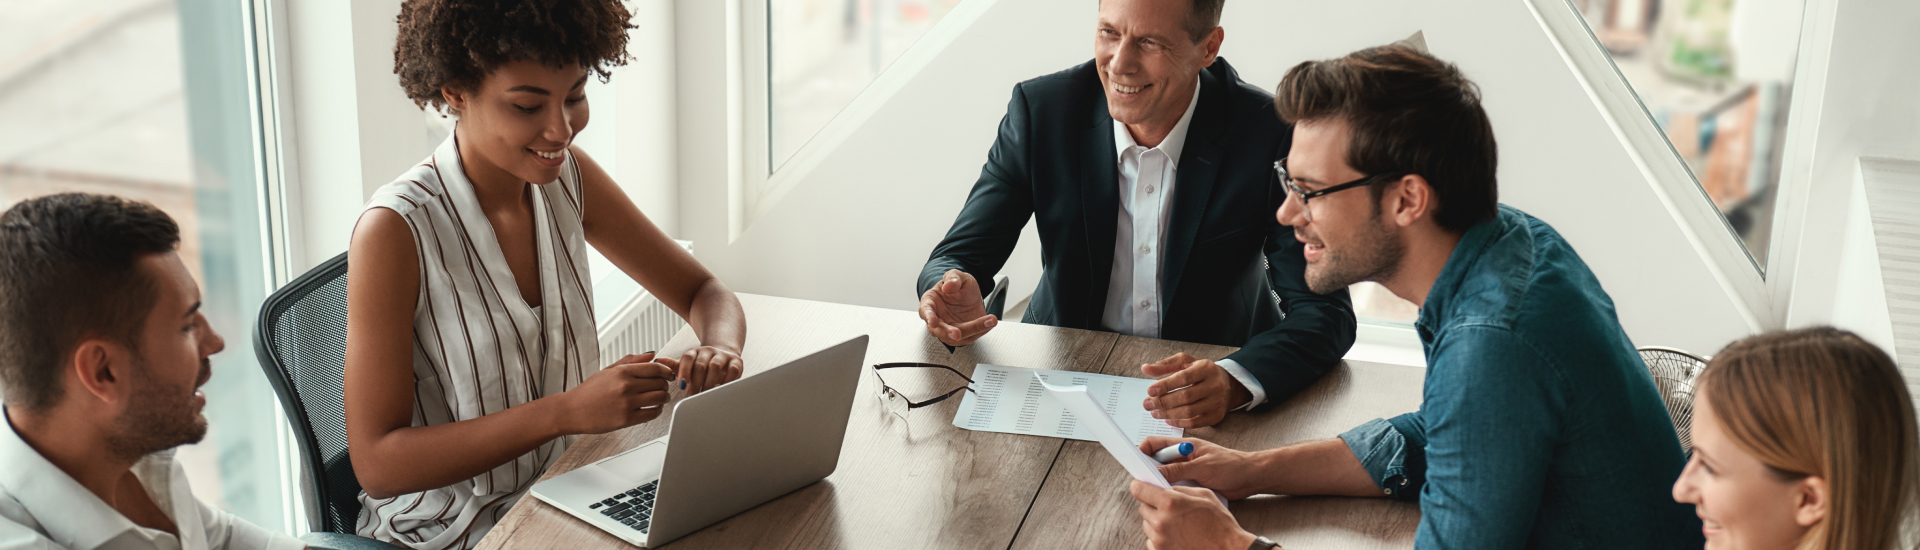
[394, 0, 635, 110]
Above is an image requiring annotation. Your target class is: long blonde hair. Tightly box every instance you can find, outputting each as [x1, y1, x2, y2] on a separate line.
[1701, 327, 1920, 550]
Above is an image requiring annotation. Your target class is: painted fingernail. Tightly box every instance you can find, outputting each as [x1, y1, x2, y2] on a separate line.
[679, 379, 687, 390]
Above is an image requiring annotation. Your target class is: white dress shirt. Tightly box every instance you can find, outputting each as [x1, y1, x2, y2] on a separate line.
[1102, 78, 1270, 410]
[0, 410, 303, 550]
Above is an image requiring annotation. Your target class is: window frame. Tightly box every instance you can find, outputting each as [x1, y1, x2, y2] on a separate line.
[1522, 0, 1836, 330]
[734, 0, 990, 240]
[238, 0, 308, 534]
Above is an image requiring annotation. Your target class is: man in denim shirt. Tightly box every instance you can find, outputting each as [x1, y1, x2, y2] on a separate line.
[1126, 44, 1701, 549]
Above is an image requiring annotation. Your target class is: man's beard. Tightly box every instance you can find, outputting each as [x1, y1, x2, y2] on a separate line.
[105, 357, 210, 462]
[1305, 203, 1405, 294]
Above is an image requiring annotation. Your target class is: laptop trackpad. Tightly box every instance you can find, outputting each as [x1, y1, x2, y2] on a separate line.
[597, 440, 668, 484]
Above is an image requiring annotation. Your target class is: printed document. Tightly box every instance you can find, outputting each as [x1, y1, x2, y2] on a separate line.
[951, 364, 1183, 443]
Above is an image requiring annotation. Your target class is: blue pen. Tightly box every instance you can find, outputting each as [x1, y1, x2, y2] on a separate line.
[1151, 441, 1194, 463]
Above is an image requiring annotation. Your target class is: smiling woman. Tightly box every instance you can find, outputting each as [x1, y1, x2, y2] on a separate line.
[343, 1, 748, 548]
[1673, 327, 1920, 550]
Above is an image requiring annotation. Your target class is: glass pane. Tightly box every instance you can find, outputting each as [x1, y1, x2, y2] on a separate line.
[769, 0, 964, 171]
[0, 0, 284, 531]
[1571, 0, 1805, 270]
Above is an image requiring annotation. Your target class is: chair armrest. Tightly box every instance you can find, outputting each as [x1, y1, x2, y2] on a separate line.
[986, 276, 1010, 318]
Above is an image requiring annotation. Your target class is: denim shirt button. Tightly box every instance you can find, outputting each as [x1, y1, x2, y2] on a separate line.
[1383, 474, 1404, 495]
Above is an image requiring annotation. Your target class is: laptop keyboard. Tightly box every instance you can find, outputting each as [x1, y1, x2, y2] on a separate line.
[587, 480, 659, 533]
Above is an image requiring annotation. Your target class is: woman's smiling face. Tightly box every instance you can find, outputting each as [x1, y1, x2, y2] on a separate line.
[1672, 388, 1822, 550]
[443, 60, 591, 185]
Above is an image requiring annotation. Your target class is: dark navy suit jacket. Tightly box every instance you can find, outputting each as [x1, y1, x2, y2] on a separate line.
[918, 58, 1356, 406]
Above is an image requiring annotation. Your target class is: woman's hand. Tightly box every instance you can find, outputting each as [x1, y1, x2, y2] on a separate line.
[671, 346, 744, 395]
[1130, 480, 1260, 550]
[556, 353, 675, 434]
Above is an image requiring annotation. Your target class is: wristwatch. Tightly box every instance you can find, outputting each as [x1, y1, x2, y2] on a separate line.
[1247, 535, 1281, 550]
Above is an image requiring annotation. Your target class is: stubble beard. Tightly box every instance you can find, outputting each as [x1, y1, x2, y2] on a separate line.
[105, 357, 210, 462]
[1306, 203, 1406, 294]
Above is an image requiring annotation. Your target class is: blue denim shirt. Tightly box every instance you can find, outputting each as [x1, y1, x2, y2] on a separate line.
[1339, 205, 1702, 549]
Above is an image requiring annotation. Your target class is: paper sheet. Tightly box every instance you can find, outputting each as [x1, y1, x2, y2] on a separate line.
[950, 364, 1183, 443]
[1037, 377, 1173, 488]
[1041, 376, 1230, 506]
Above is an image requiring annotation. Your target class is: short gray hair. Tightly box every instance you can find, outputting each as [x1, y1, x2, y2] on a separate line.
[1099, 0, 1225, 43]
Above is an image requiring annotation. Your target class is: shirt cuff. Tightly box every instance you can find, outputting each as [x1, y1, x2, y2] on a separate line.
[1214, 359, 1267, 411]
[1337, 417, 1421, 501]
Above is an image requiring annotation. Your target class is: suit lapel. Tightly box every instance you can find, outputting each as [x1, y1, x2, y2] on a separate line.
[1081, 97, 1119, 327]
[1160, 66, 1228, 312]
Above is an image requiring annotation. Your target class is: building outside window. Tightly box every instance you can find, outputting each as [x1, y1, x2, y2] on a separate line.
[1572, 0, 1806, 270]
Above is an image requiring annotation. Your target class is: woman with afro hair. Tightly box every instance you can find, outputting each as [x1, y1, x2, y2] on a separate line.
[344, 1, 746, 547]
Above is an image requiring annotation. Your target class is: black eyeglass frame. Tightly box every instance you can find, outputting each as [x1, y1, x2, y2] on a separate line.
[871, 362, 976, 410]
[1273, 157, 1407, 221]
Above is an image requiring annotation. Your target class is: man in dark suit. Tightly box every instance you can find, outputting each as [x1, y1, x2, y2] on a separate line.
[917, 0, 1356, 428]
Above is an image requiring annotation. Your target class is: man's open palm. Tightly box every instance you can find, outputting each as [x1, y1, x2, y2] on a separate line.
[919, 269, 997, 346]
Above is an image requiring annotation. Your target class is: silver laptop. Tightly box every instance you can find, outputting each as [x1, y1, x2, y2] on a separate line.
[529, 336, 869, 547]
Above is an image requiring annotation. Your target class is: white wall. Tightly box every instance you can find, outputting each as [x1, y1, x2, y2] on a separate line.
[283, 0, 363, 271]
[674, 0, 1060, 321]
[1779, 0, 1919, 350]
[282, 0, 683, 273]
[671, 0, 1765, 355]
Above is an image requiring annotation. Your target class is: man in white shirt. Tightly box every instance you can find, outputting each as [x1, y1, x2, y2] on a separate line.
[0, 193, 305, 550]
[918, 0, 1356, 428]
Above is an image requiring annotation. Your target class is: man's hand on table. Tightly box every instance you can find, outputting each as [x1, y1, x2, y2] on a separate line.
[918, 269, 998, 347]
[1142, 353, 1253, 428]
[1129, 479, 1259, 550]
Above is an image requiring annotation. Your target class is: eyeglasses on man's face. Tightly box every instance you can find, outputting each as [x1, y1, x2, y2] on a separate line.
[1273, 157, 1407, 223]
[871, 363, 976, 421]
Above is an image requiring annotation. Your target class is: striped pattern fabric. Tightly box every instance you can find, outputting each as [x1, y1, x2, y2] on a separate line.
[354, 132, 599, 549]
[1863, 157, 1920, 409]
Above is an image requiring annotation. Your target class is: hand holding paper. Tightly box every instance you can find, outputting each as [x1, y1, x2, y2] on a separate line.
[1037, 375, 1231, 507]
[1038, 376, 1173, 488]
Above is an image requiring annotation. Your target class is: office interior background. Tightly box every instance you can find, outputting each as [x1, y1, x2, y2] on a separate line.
[0, 0, 1913, 536]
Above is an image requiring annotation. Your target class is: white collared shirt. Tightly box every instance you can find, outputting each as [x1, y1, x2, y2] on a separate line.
[1101, 77, 1270, 410]
[0, 410, 302, 550]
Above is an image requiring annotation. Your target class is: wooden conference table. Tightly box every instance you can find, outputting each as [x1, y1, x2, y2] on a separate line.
[476, 294, 1423, 549]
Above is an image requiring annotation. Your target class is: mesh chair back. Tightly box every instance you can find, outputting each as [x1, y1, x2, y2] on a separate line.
[1639, 346, 1709, 455]
[254, 252, 361, 533]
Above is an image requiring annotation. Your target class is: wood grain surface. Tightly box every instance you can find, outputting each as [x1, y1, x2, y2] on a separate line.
[1009, 335, 1426, 550]
[477, 294, 1119, 549]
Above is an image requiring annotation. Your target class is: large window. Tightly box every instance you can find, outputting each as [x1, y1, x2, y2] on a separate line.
[1571, 0, 1805, 270]
[0, 0, 288, 532]
[768, 0, 964, 172]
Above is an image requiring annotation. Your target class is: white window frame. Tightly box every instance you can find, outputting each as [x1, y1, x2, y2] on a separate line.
[238, 0, 309, 534]
[732, 0, 996, 241]
[1521, 0, 1837, 331]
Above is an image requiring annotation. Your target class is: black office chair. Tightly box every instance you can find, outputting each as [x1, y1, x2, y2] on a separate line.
[255, 252, 402, 550]
[986, 276, 1010, 319]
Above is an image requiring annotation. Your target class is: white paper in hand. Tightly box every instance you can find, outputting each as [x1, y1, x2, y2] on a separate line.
[1037, 375, 1171, 489]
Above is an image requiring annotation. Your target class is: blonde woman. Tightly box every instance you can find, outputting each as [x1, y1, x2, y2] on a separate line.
[1673, 327, 1920, 549]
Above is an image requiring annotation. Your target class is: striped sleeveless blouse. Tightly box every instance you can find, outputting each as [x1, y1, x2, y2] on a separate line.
[355, 132, 599, 549]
